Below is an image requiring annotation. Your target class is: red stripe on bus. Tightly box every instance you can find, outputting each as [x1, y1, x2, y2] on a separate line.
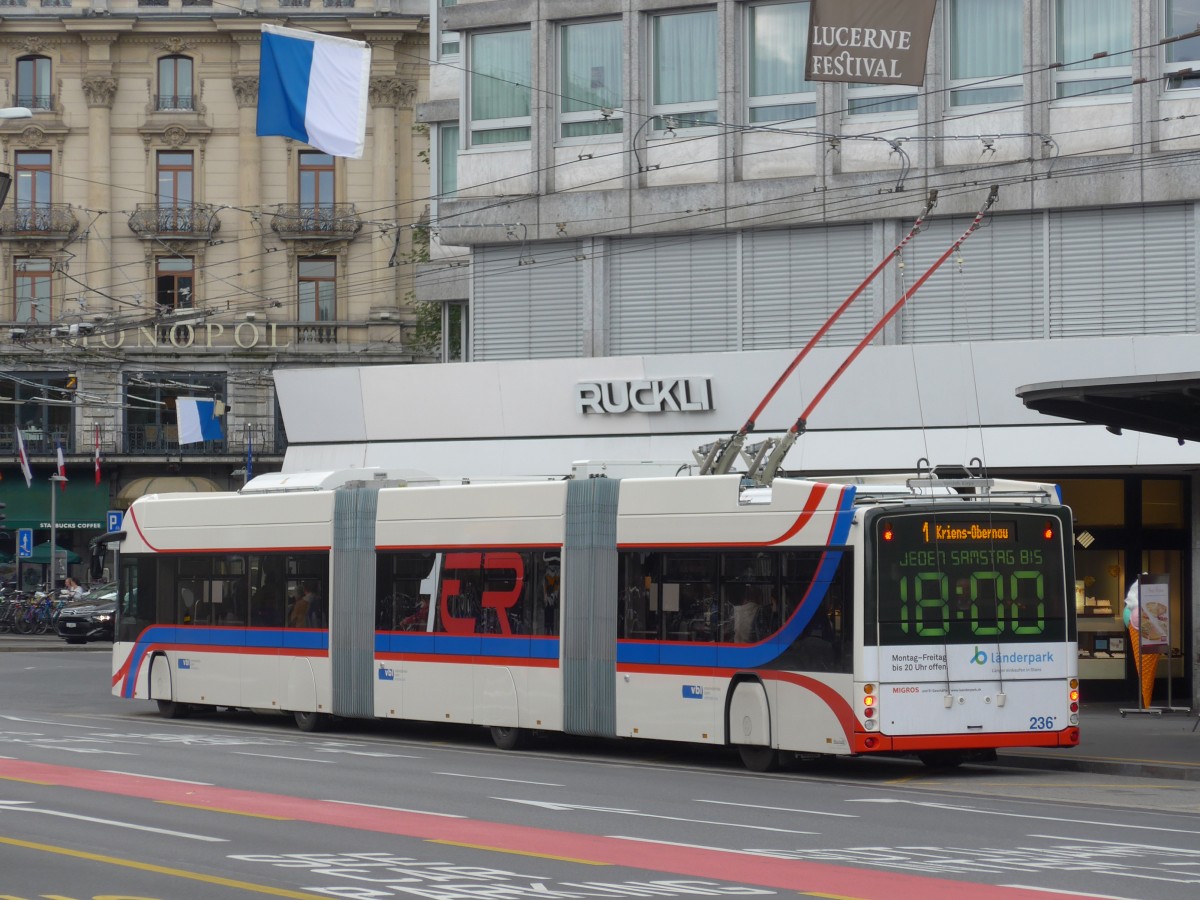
[869, 729, 1080, 753]
[616, 663, 859, 744]
[375, 543, 561, 551]
[621, 484, 834, 549]
[124, 505, 330, 554]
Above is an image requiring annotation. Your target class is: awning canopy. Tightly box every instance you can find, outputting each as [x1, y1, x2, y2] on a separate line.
[0, 481, 109, 531]
[1017, 373, 1200, 443]
[26, 541, 81, 564]
[116, 475, 224, 509]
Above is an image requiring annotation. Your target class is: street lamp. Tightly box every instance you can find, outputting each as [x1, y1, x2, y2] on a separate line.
[49, 474, 66, 587]
[0, 107, 32, 211]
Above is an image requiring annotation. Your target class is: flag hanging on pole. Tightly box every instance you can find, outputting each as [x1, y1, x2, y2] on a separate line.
[15, 428, 32, 488]
[55, 440, 67, 489]
[94, 424, 102, 486]
[246, 425, 254, 483]
[256, 24, 371, 159]
[176, 397, 224, 445]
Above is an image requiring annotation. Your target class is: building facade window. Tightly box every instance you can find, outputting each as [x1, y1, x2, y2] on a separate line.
[948, 0, 1023, 106]
[156, 256, 194, 310]
[298, 150, 336, 230]
[443, 300, 467, 362]
[469, 29, 532, 145]
[156, 151, 195, 232]
[652, 9, 718, 130]
[298, 257, 336, 321]
[440, 0, 460, 57]
[437, 124, 459, 197]
[5, 373, 72, 454]
[1165, 0, 1200, 89]
[15, 55, 52, 110]
[846, 84, 918, 115]
[560, 19, 623, 139]
[13, 150, 52, 232]
[157, 55, 194, 111]
[747, 1, 814, 124]
[14, 256, 52, 322]
[125, 372, 226, 454]
[1054, 0, 1132, 99]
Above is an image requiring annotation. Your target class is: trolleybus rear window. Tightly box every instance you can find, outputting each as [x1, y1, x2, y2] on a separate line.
[871, 511, 1068, 645]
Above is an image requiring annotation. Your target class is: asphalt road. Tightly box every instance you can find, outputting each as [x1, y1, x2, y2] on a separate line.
[1, 650, 1199, 900]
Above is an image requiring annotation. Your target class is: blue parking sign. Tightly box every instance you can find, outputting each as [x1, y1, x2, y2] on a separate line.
[107, 510, 123, 533]
[16, 528, 32, 559]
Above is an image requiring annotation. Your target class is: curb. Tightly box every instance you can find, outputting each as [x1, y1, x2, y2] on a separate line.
[994, 752, 1200, 782]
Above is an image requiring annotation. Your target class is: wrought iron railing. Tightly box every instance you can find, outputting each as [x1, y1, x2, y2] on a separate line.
[0, 423, 285, 458]
[13, 94, 53, 111]
[153, 94, 197, 111]
[0, 205, 80, 239]
[127, 203, 222, 238]
[269, 204, 362, 240]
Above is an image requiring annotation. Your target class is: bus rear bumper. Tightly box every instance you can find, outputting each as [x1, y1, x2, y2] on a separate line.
[853, 727, 1080, 754]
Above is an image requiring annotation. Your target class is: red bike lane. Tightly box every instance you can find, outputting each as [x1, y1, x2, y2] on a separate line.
[0, 758, 1078, 900]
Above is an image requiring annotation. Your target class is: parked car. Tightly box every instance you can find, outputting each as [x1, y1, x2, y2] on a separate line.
[56, 582, 118, 644]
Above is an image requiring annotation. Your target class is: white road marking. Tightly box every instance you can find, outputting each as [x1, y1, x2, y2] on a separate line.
[42, 746, 134, 755]
[437, 772, 563, 786]
[605, 835, 781, 856]
[1002, 887, 1140, 899]
[695, 799, 857, 817]
[0, 715, 103, 729]
[316, 748, 421, 759]
[493, 798, 818, 835]
[102, 770, 213, 786]
[321, 799, 466, 818]
[0, 801, 226, 842]
[232, 751, 334, 764]
[850, 799, 1200, 835]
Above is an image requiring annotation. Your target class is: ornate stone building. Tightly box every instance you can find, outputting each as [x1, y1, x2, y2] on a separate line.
[0, 2, 429, 579]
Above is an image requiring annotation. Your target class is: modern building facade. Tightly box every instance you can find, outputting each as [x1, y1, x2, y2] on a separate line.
[0, 1, 431, 580]
[412, 0, 1200, 701]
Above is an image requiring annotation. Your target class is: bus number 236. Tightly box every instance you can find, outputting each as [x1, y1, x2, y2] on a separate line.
[1029, 715, 1056, 730]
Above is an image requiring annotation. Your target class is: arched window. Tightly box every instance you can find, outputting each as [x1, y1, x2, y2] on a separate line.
[157, 56, 194, 111]
[16, 56, 52, 110]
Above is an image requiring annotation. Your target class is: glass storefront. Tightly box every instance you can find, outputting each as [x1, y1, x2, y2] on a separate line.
[1058, 477, 1189, 702]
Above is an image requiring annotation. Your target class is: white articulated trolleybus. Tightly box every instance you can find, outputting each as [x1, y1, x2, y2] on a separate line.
[110, 185, 1079, 768]
[110, 466, 1079, 770]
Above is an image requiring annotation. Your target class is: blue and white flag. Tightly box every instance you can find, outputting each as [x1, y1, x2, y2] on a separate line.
[257, 24, 371, 159]
[177, 398, 224, 445]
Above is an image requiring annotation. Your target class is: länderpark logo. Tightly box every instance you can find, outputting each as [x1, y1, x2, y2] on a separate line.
[971, 646, 1056, 665]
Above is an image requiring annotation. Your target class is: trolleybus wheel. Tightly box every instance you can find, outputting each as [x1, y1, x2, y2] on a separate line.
[738, 745, 779, 772]
[294, 710, 332, 732]
[490, 726, 528, 751]
[918, 751, 965, 769]
[156, 699, 190, 719]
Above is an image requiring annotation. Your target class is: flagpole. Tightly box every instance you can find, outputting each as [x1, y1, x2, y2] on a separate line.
[49, 474, 65, 587]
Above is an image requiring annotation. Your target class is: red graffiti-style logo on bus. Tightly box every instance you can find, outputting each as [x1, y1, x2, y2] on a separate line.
[438, 552, 525, 635]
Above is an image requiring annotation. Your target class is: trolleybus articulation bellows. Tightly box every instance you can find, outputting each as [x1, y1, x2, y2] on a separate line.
[111, 465, 1079, 770]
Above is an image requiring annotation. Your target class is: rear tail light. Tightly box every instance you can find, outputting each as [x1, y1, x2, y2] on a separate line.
[1069, 679, 1080, 722]
[863, 684, 878, 730]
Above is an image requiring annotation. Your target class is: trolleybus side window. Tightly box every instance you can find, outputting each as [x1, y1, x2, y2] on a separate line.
[380, 549, 559, 637]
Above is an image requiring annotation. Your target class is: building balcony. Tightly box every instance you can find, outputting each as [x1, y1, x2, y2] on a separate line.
[127, 203, 221, 240]
[269, 204, 362, 241]
[0, 205, 80, 241]
[152, 95, 198, 112]
[0, 422, 286, 459]
[11, 93, 57, 113]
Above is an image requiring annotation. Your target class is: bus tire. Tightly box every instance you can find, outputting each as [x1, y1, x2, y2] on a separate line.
[490, 726, 528, 751]
[294, 710, 331, 732]
[918, 751, 965, 769]
[156, 699, 190, 719]
[738, 744, 780, 772]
